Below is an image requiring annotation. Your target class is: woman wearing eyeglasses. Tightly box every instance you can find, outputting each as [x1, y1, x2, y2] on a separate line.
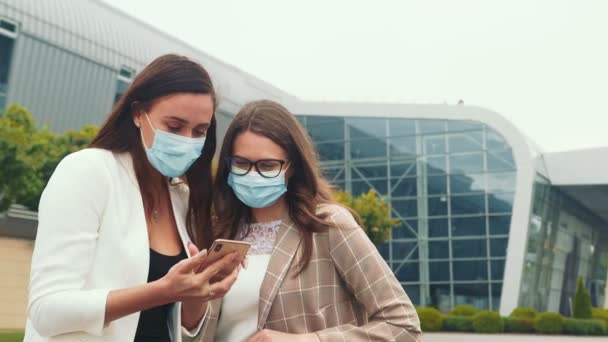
[201, 100, 421, 342]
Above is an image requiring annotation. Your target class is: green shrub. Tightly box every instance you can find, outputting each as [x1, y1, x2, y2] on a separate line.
[563, 318, 606, 336]
[443, 316, 473, 332]
[416, 307, 444, 332]
[449, 305, 478, 317]
[510, 307, 538, 319]
[472, 311, 504, 333]
[505, 317, 535, 333]
[573, 277, 592, 319]
[592, 308, 608, 327]
[534, 312, 563, 334]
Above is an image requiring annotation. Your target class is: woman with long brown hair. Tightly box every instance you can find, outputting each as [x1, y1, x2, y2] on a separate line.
[202, 100, 421, 341]
[25, 55, 240, 342]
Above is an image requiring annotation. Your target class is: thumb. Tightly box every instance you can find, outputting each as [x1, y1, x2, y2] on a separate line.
[187, 242, 199, 257]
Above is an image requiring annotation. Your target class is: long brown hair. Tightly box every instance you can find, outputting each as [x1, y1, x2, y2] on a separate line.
[214, 100, 336, 273]
[91, 54, 217, 249]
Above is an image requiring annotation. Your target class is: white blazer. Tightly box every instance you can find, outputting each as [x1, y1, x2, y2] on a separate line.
[25, 148, 204, 341]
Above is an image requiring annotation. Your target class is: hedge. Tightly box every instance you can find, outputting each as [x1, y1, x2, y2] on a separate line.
[592, 308, 608, 327]
[443, 316, 473, 332]
[472, 311, 504, 333]
[505, 317, 535, 333]
[510, 307, 538, 319]
[416, 307, 443, 332]
[449, 305, 478, 317]
[563, 318, 606, 336]
[534, 312, 563, 334]
[417, 306, 608, 336]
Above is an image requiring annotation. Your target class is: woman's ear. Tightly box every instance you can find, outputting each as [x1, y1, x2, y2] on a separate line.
[131, 101, 142, 128]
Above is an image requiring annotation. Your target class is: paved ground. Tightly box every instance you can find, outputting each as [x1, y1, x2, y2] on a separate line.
[424, 333, 608, 341]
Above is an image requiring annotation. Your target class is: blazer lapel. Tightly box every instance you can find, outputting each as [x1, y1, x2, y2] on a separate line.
[257, 217, 303, 330]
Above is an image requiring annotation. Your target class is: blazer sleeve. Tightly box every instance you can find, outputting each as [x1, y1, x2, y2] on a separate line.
[27, 150, 112, 337]
[315, 205, 422, 342]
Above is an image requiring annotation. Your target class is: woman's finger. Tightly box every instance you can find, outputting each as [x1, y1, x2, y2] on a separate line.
[197, 251, 237, 282]
[180, 248, 208, 273]
[208, 261, 240, 298]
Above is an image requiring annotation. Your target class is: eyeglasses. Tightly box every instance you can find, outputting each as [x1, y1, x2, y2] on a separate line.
[226, 156, 288, 178]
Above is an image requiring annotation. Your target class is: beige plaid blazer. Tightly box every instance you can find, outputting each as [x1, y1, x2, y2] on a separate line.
[200, 204, 421, 341]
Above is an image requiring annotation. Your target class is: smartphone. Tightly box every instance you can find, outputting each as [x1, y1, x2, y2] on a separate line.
[207, 239, 251, 275]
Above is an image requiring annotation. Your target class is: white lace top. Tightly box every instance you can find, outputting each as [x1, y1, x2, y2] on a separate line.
[215, 220, 281, 342]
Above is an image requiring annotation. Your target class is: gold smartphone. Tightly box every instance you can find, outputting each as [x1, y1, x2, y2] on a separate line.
[207, 239, 251, 275]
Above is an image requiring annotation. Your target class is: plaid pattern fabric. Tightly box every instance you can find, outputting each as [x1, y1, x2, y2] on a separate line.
[200, 204, 421, 341]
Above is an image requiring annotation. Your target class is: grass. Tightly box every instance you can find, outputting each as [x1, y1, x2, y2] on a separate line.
[0, 331, 24, 342]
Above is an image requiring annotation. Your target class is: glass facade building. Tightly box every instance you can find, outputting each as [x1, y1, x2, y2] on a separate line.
[297, 115, 516, 311]
[520, 176, 608, 314]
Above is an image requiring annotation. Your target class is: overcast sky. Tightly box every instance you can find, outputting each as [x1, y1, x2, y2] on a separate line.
[103, 0, 608, 152]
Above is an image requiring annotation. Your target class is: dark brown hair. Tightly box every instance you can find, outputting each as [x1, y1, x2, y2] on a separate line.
[214, 100, 336, 273]
[91, 54, 217, 249]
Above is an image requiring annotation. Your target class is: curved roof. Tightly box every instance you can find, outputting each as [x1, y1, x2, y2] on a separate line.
[0, 0, 297, 111]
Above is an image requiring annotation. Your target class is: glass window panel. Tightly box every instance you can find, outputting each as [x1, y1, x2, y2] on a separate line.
[491, 259, 506, 281]
[404, 284, 421, 306]
[490, 238, 508, 257]
[389, 119, 416, 136]
[390, 136, 417, 158]
[423, 136, 446, 155]
[487, 172, 516, 192]
[452, 239, 487, 258]
[392, 220, 418, 239]
[114, 79, 129, 104]
[430, 261, 450, 281]
[453, 260, 489, 281]
[347, 118, 386, 139]
[450, 174, 485, 194]
[428, 196, 448, 216]
[487, 151, 516, 172]
[429, 218, 449, 237]
[316, 141, 344, 161]
[395, 262, 419, 282]
[450, 153, 484, 174]
[392, 241, 418, 261]
[0, 35, 15, 87]
[452, 216, 487, 237]
[429, 284, 452, 313]
[390, 160, 417, 177]
[429, 240, 449, 259]
[489, 215, 511, 235]
[454, 283, 490, 310]
[307, 117, 345, 142]
[350, 138, 387, 160]
[448, 132, 484, 153]
[427, 175, 447, 195]
[391, 177, 418, 197]
[425, 156, 448, 175]
[321, 168, 344, 182]
[392, 199, 418, 218]
[486, 129, 510, 151]
[352, 164, 387, 179]
[488, 192, 514, 213]
[377, 241, 389, 260]
[418, 120, 446, 134]
[351, 179, 388, 196]
[451, 194, 486, 215]
[447, 120, 484, 132]
[491, 283, 503, 311]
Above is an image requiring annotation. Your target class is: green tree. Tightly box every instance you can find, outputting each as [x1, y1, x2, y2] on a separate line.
[573, 276, 592, 319]
[0, 104, 98, 211]
[334, 189, 399, 245]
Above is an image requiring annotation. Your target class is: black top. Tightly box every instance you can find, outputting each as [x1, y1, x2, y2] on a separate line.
[134, 247, 187, 342]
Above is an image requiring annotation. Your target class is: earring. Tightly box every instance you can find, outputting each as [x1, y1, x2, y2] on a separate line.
[135, 122, 140, 128]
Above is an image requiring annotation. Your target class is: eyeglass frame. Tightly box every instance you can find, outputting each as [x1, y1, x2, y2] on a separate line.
[225, 156, 289, 178]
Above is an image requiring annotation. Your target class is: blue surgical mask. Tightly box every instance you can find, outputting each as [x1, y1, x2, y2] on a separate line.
[227, 168, 288, 208]
[140, 114, 206, 177]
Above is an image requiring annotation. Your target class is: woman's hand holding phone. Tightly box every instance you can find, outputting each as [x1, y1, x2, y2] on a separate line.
[159, 242, 240, 303]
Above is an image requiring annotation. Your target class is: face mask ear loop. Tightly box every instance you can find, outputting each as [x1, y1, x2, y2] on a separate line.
[140, 112, 155, 149]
